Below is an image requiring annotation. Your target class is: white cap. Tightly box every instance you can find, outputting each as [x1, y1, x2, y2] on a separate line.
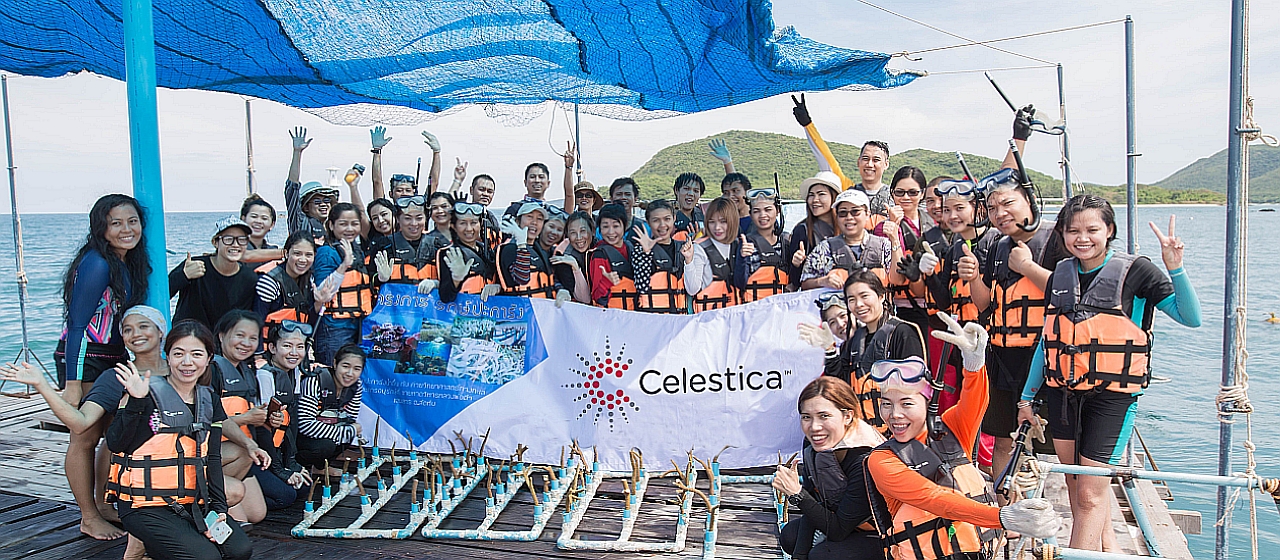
[799, 171, 842, 194]
[833, 188, 870, 209]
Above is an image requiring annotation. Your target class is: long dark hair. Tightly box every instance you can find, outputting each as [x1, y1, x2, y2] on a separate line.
[62, 194, 151, 316]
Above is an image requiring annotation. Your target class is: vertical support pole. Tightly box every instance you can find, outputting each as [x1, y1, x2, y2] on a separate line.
[1218, 0, 1248, 558]
[123, 0, 169, 318]
[573, 103, 582, 181]
[245, 99, 255, 196]
[2, 76, 29, 353]
[1057, 63, 1072, 199]
[1124, 16, 1138, 254]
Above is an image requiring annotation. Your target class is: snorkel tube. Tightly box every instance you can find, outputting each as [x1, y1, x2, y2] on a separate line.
[951, 152, 990, 230]
[926, 358, 948, 442]
[1007, 140, 1043, 232]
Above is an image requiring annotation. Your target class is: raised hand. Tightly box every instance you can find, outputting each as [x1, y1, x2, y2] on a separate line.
[791, 241, 807, 268]
[183, 253, 206, 280]
[453, 158, 468, 182]
[740, 235, 756, 257]
[370, 126, 392, 150]
[599, 265, 621, 286]
[771, 461, 802, 496]
[290, 127, 311, 151]
[1149, 215, 1184, 270]
[708, 138, 732, 164]
[1013, 104, 1035, 141]
[1007, 240, 1033, 274]
[373, 251, 393, 283]
[886, 204, 904, 224]
[114, 362, 151, 399]
[796, 322, 836, 350]
[633, 226, 656, 253]
[550, 255, 579, 270]
[339, 239, 355, 269]
[790, 93, 811, 127]
[421, 130, 440, 153]
[564, 141, 576, 169]
[957, 243, 979, 282]
[0, 362, 48, 389]
[500, 216, 531, 246]
[554, 238, 571, 255]
[930, 312, 989, 372]
[312, 278, 339, 304]
[445, 247, 474, 283]
[680, 239, 695, 264]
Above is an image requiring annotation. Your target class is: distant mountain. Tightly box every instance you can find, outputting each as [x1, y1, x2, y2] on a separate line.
[629, 130, 1221, 205]
[1155, 145, 1280, 202]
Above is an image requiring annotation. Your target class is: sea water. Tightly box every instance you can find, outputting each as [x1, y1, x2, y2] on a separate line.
[0, 207, 1276, 557]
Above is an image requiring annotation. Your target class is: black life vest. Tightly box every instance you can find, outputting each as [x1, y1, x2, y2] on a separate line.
[739, 232, 791, 303]
[829, 235, 891, 273]
[213, 355, 257, 403]
[313, 367, 358, 425]
[262, 266, 313, 339]
[840, 316, 912, 427]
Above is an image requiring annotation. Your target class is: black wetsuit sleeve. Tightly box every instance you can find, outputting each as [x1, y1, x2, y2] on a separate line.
[888, 322, 926, 361]
[792, 453, 874, 541]
[169, 261, 190, 298]
[924, 249, 954, 310]
[106, 394, 156, 454]
[825, 345, 853, 383]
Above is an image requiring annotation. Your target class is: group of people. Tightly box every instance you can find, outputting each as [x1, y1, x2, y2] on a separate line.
[0, 96, 1202, 560]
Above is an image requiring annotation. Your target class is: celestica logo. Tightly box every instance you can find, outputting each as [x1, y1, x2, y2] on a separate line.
[562, 337, 639, 431]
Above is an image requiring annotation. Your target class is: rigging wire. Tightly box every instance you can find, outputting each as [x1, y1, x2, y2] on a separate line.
[853, 0, 1054, 65]
[896, 19, 1126, 59]
[924, 64, 1057, 76]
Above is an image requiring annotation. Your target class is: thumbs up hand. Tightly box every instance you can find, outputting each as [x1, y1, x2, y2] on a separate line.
[183, 253, 206, 279]
[918, 243, 939, 277]
[739, 235, 756, 257]
[957, 242, 979, 282]
[791, 241, 807, 268]
[1008, 240, 1033, 274]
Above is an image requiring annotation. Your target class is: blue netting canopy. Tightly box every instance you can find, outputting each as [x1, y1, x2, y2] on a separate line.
[0, 0, 918, 123]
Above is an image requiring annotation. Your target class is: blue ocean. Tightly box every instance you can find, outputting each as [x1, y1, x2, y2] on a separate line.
[0, 207, 1274, 556]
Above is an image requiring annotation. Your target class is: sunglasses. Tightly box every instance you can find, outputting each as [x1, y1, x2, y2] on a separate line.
[891, 188, 922, 197]
[454, 202, 486, 216]
[217, 235, 249, 246]
[396, 195, 426, 208]
[279, 320, 314, 337]
[308, 195, 336, 205]
[390, 174, 416, 184]
[815, 293, 845, 311]
[933, 180, 981, 198]
[746, 188, 779, 200]
[835, 208, 866, 218]
[575, 191, 596, 199]
[866, 357, 931, 384]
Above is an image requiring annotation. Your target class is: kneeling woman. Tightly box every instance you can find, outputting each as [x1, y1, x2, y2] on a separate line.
[772, 377, 885, 559]
[865, 314, 1059, 560]
[106, 320, 252, 560]
[296, 345, 366, 470]
[253, 322, 314, 510]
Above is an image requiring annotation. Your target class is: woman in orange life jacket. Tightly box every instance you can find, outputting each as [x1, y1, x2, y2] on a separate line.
[252, 322, 314, 511]
[209, 310, 272, 525]
[313, 203, 388, 367]
[589, 203, 639, 309]
[875, 166, 936, 335]
[631, 199, 691, 314]
[799, 189, 904, 292]
[437, 201, 501, 303]
[734, 188, 792, 303]
[787, 172, 840, 290]
[798, 269, 925, 430]
[240, 195, 284, 264]
[105, 320, 255, 560]
[381, 194, 451, 295]
[296, 345, 366, 471]
[864, 314, 1061, 560]
[1017, 196, 1200, 552]
[771, 376, 886, 560]
[255, 231, 334, 340]
[498, 201, 572, 305]
[683, 197, 740, 312]
[558, 210, 596, 306]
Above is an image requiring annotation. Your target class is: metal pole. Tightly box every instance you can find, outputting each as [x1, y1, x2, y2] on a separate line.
[245, 99, 255, 195]
[1057, 63, 1072, 199]
[1124, 16, 1138, 253]
[1, 76, 29, 354]
[573, 103, 582, 181]
[1218, 0, 1249, 557]
[123, 0, 169, 318]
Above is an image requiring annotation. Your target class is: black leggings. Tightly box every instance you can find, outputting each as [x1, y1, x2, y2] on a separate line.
[779, 517, 882, 560]
[121, 506, 252, 560]
[295, 433, 344, 469]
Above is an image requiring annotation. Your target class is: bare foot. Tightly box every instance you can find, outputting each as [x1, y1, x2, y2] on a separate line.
[80, 515, 125, 540]
[97, 502, 121, 523]
[121, 535, 146, 560]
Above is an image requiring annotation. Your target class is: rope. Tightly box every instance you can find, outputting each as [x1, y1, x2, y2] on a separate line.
[898, 19, 1126, 58]
[1241, 97, 1278, 147]
[923, 64, 1057, 76]
[852, 0, 1053, 65]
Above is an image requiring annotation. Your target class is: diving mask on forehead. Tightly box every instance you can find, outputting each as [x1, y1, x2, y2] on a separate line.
[979, 168, 1021, 193]
[868, 357, 934, 399]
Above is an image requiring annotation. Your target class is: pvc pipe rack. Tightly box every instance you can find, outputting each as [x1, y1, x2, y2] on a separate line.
[420, 456, 580, 540]
[556, 461, 698, 552]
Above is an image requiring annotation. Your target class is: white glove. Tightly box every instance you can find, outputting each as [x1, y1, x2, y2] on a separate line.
[421, 130, 441, 153]
[373, 251, 393, 283]
[444, 247, 473, 284]
[796, 322, 837, 351]
[930, 312, 988, 371]
[500, 216, 530, 246]
[918, 246, 940, 277]
[555, 288, 571, 308]
[999, 498, 1061, 539]
[416, 278, 439, 294]
[479, 283, 501, 302]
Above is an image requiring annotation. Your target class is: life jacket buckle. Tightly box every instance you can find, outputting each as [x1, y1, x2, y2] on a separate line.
[1061, 344, 1082, 355]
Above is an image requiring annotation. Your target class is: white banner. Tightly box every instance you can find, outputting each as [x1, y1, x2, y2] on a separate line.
[358, 290, 826, 470]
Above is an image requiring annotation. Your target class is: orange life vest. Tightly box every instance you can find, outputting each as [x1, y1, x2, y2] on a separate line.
[866, 425, 999, 560]
[1042, 253, 1151, 393]
[692, 239, 738, 312]
[105, 377, 214, 508]
[321, 243, 374, 319]
[439, 244, 496, 295]
[595, 243, 640, 310]
[988, 227, 1051, 348]
[637, 241, 688, 314]
[499, 242, 558, 299]
[261, 267, 313, 341]
[738, 232, 790, 303]
[213, 356, 257, 441]
[384, 231, 445, 285]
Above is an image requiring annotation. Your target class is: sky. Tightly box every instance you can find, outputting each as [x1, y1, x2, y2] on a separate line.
[2, 0, 1277, 214]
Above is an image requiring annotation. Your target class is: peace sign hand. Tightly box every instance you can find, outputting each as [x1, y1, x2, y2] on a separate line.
[453, 158, 468, 182]
[114, 362, 152, 400]
[563, 141, 576, 169]
[680, 238, 696, 264]
[1149, 215, 1184, 270]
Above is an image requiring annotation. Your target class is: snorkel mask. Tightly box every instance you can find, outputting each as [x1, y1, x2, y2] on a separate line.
[868, 356, 948, 441]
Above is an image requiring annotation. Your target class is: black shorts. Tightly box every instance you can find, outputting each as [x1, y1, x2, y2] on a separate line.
[54, 339, 127, 388]
[982, 385, 1057, 454]
[1044, 387, 1139, 465]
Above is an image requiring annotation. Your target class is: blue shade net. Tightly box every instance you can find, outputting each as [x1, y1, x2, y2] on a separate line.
[0, 0, 918, 125]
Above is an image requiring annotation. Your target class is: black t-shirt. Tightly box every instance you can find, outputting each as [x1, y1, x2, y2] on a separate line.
[1076, 255, 1173, 331]
[169, 255, 259, 328]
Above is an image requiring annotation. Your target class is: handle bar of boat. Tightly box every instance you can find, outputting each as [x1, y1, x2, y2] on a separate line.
[1039, 461, 1279, 490]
